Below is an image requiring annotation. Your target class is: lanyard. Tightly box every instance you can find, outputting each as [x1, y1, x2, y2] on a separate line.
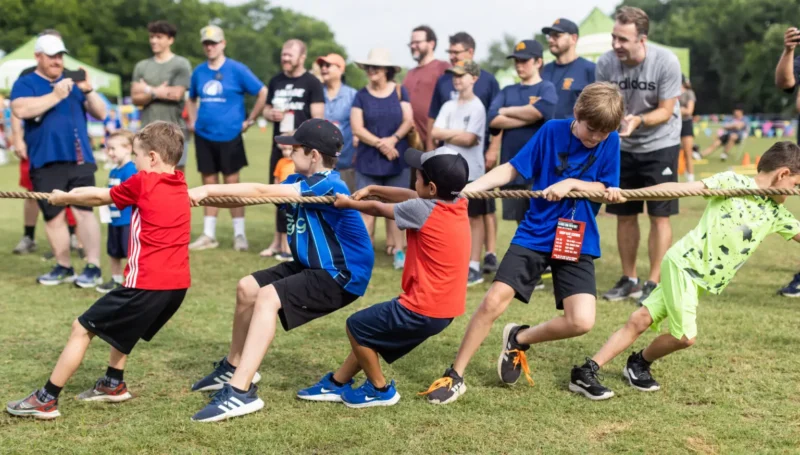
[556, 121, 599, 219]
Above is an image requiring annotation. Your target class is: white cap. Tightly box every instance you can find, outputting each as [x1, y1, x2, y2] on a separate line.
[34, 35, 68, 56]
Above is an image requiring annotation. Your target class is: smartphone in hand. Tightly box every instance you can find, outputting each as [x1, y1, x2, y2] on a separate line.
[63, 69, 86, 82]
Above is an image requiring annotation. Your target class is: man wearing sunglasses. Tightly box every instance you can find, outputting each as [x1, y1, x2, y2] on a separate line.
[541, 18, 596, 120]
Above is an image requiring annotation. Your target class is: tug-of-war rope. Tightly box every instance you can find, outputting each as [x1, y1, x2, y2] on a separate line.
[2, 188, 800, 206]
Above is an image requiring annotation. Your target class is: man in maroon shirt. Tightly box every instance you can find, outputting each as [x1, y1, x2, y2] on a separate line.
[403, 25, 450, 151]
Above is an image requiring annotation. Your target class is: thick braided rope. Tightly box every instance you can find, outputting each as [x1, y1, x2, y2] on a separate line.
[2, 188, 800, 206]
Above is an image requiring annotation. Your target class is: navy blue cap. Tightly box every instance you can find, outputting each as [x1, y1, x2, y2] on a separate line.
[507, 40, 544, 60]
[542, 18, 580, 36]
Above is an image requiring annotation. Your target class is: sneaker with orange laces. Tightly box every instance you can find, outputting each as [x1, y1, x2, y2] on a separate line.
[419, 367, 466, 405]
[76, 378, 133, 402]
[497, 323, 534, 386]
[6, 390, 60, 419]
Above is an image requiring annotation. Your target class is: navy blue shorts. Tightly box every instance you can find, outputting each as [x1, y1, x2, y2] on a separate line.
[346, 298, 453, 364]
[107, 224, 130, 259]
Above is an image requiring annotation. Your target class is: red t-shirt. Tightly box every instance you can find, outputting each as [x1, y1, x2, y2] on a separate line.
[402, 59, 450, 144]
[110, 171, 191, 290]
[394, 197, 470, 318]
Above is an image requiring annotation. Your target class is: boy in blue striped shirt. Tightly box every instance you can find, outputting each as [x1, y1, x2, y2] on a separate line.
[188, 119, 374, 422]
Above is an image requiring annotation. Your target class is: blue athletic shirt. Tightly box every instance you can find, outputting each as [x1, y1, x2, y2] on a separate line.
[108, 161, 138, 226]
[509, 119, 620, 257]
[10, 72, 94, 170]
[189, 58, 265, 143]
[488, 80, 557, 186]
[541, 57, 596, 120]
[283, 170, 374, 296]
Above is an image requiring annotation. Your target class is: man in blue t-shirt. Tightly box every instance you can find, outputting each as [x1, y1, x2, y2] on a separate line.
[541, 18, 596, 120]
[10, 34, 107, 287]
[487, 39, 558, 223]
[186, 25, 267, 253]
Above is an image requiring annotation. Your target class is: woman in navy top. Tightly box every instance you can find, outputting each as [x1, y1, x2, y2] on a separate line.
[351, 48, 413, 269]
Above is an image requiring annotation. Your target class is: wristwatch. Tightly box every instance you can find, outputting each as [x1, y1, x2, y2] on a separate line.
[393, 134, 401, 141]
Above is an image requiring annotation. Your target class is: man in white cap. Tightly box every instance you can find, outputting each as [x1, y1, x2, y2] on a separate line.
[10, 33, 107, 287]
[186, 25, 267, 252]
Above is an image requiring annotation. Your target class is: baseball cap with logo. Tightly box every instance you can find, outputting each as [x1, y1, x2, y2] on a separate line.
[446, 60, 481, 77]
[542, 18, 580, 36]
[275, 119, 344, 157]
[34, 35, 68, 56]
[507, 40, 543, 60]
[405, 147, 469, 199]
[200, 25, 225, 43]
[316, 54, 346, 70]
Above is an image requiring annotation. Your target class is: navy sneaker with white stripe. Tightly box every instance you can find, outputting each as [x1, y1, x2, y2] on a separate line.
[297, 372, 353, 402]
[191, 383, 264, 422]
[341, 379, 400, 408]
[191, 357, 262, 392]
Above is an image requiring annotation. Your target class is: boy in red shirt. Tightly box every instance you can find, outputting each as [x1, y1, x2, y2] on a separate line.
[6, 121, 191, 419]
[296, 147, 470, 407]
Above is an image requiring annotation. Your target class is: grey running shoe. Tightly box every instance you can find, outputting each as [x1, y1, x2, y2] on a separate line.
[602, 276, 642, 301]
[189, 234, 219, 251]
[635, 281, 658, 306]
[233, 235, 249, 252]
[12, 236, 36, 255]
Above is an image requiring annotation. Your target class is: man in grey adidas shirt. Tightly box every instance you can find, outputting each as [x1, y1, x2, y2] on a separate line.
[596, 6, 682, 305]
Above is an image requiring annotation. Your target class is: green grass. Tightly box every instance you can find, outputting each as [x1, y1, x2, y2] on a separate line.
[2, 132, 800, 454]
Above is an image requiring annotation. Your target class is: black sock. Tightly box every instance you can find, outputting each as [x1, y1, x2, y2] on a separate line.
[222, 357, 236, 371]
[68, 225, 76, 235]
[38, 380, 63, 402]
[105, 366, 124, 386]
[230, 385, 248, 394]
[329, 376, 346, 387]
[24, 225, 35, 239]
[375, 383, 390, 393]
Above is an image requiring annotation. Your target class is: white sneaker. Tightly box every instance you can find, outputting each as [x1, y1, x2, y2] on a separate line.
[189, 234, 219, 251]
[233, 235, 249, 252]
[692, 151, 702, 161]
[685, 173, 695, 182]
[720, 152, 728, 161]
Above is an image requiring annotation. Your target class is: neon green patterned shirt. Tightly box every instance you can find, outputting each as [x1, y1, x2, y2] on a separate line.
[667, 172, 800, 294]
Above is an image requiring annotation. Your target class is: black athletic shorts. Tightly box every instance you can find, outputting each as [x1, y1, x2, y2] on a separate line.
[30, 162, 96, 221]
[680, 119, 694, 137]
[502, 185, 530, 222]
[719, 132, 742, 145]
[494, 244, 596, 309]
[251, 261, 359, 331]
[107, 224, 130, 259]
[78, 287, 187, 355]
[605, 145, 680, 217]
[468, 198, 496, 217]
[195, 133, 248, 176]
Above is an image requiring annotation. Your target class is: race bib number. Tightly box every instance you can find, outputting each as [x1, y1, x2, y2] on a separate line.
[551, 218, 585, 262]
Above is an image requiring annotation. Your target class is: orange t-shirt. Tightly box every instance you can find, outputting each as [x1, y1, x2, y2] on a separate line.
[273, 157, 295, 183]
[394, 197, 470, 319]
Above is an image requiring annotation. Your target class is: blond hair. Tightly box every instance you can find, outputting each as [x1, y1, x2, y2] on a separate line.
[134, 121, 184, 165]
[574, 82, 625, 133]
[615, 6, 650, 36]
[108, 130, 135, 148]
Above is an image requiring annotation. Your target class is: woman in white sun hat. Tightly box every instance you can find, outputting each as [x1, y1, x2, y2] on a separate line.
[351, 48, 413, 270]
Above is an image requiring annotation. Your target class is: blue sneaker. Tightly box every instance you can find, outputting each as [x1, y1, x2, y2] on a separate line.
[37, 264, 76, 286]
[341, 379, 400, 408]
[393, 250, 405, 270]
[74, 264, 103, 288]
[191, 357, 262, 392]
[191, 383, 264, 422]
[297, 372, 353, 402]
[779, 273, 800, 297]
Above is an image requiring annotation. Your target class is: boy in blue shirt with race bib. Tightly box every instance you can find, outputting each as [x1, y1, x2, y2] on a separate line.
[188, 119, 374, 422]
[423, 83, 624, 405]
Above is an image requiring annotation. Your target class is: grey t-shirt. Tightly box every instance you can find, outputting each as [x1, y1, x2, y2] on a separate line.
[132, 55, 192, 127]
[679, 89, 696, 120]
[394, 197, 461, 230]
[433, 97, 486, 180]
[596, 44, 681, 153]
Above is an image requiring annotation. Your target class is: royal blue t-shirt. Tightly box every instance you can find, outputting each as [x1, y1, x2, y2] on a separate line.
[353, 86, 410, 177]
[509, 119, 620, 258]
[189, 58, 265, 142]
[10, 72, 94, 170]
[108, 161, 138, 227]
[488, 80, 558, 186]
[541, 57, 596, 120]
[282, 171, 374, 296]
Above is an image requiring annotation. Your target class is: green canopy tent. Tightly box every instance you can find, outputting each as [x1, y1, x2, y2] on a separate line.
[0, 38, 121, 98]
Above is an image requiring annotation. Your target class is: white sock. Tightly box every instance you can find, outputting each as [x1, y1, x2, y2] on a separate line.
[628, 277, 639, 284]
[232, 217, 246, 238]
[469, 260, 480, 271]
[203, 216, 217, 239]
[686, 173, 695, 182]
[112, 274, 123, 284]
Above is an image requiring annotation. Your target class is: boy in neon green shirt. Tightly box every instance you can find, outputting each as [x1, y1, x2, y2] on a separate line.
[570, 141, 800, 400]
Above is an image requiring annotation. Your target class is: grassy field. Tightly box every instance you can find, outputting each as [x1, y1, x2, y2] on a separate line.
[1, 131, 800, 454]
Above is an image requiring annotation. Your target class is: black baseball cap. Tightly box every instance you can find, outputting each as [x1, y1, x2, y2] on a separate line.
[507, 40, 543, 60]
[542, 18, 580, 36]
[274, 119, 344, 157]
[405, 147, 469, 198]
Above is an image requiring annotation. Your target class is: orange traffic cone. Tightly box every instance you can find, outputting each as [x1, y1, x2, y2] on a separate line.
[741, 153, 751, 166]
[678, 149, 686, 175]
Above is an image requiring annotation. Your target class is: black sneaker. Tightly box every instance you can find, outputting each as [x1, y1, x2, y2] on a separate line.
[96, 279, 122, 294]
[420, 367, 466, 405]
[467, 268, 484, 287]
[602, 276, 642, 301]
[635, 281, 658, 306]
[623, 351, 660, 392]
[497, 323, 533, 385]
[482, 253, 498, 274]
[569, 358, 614, 401]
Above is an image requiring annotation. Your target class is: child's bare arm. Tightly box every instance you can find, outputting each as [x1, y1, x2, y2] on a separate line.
[463, 163, 519, 192]
[334, 194, 395, 219]
[49, 187, 112, 207]
[353, 185, 418, 203]
[189, 183, 299, 207]
[606, 180, 707, 204]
